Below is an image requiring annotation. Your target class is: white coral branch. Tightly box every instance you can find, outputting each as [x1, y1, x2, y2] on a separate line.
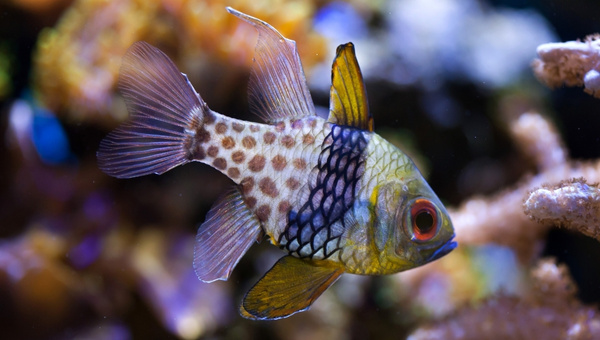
[510, 112, 567, 171]
[451, 112, 600, 260]
[524, 178, 600, 241]
[532, 34, 600, 98]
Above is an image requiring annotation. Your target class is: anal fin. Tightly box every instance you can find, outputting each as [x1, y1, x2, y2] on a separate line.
[241, 255, 344, 320]
[193, 188, 262, 282]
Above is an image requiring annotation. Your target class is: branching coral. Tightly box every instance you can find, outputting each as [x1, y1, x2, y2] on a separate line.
[448, 111, 588, 262]
[390, 106, 600, 338]
[390, 31, 600, 337]
[408, 259, 600, 340]
[7, 2, 600, 339]
[525, 178, 600, 241]
[532, 34, 600, 98]
[510, 112, 567, 171]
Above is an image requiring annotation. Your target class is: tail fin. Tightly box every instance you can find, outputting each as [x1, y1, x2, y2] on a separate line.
[97, 41, 208, 178]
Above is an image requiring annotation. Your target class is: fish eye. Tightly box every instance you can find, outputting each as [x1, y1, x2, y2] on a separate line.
[408, 198, 439, 242]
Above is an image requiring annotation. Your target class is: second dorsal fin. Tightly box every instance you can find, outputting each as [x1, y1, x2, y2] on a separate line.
[227, 7, 316, 124]
[328, 43, 373, 131]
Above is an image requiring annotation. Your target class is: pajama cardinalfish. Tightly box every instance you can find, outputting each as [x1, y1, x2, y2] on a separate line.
[97, 7, 457, 320]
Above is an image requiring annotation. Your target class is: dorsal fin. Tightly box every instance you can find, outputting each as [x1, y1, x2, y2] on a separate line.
[227, 7, 316, 124]
[328, 43, 373, 131]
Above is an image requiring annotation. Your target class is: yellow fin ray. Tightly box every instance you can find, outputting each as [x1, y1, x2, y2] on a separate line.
[328, 43, 373, 131]
[241, 255, 344, 320]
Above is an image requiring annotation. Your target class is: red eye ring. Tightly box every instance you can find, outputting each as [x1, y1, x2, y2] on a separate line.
[410, 198, 439, 242]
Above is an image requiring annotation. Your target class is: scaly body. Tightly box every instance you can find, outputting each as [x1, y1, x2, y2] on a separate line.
[97, 7, 456, 320]
[189, 110, 421, 274]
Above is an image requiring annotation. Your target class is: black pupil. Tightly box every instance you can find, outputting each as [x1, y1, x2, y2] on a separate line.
[415, 211, 434, 233]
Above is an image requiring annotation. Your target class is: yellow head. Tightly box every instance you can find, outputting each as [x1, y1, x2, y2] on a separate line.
[351, 134, 456, 274]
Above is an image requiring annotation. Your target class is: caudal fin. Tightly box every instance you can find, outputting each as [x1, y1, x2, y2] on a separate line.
[97, 41, 208, 178]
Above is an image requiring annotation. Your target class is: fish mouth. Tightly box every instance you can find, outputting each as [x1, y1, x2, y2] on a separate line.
[427, 235, 457, 262]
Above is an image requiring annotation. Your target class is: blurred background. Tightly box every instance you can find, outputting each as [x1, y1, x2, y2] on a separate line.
[1, 0, 600, 339]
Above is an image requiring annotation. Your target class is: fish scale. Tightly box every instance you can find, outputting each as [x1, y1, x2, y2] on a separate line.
[280, 124, 369, 261]
[188, 112, 331, 237]
[97, 7, 456, 320]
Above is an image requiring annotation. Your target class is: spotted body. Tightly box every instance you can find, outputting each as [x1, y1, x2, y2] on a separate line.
[190, 113, 331, 235]
[97, 7, 456, 320]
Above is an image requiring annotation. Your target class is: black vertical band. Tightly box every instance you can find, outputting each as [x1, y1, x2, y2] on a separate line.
[279, 124, 369, 259]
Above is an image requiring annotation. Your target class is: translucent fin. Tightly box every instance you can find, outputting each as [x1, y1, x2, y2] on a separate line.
[97, 41, 209, 178]
[240, 255, 344, 320]
[328, 43, 373, 131]
[227, 7, 316, 123]
[194, 188, 262, 282]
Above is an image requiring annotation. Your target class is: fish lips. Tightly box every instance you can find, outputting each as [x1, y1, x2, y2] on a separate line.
[427, 235, 457, 262]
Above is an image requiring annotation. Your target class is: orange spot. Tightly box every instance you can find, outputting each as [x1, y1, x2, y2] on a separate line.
[222, 136, 236, 149]
[248, 155, 266, 172]
[232, 151, 246, 163]
[271, 155, 287, 171]
[242, 136, 257, 149]
[207, 146, 219, 157]
[259, 177, 279, 198]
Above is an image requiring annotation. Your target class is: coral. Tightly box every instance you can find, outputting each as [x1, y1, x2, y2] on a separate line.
[393, 244, 529, 321]
[393, 29, 600, 335]
[509, 112, 567, 171]
[532, 34, 600, 98]
[525, 178, 600, 241]
[32, 0, 327, 124]
[5, 1, 600, 339]
[393, 108, 600, 337]
[33, 0, 167, 123]
[408, 259, 600, 340]
[448, 111, 596, 262]
[0, 223, 231, 339]
[130, 229, 233, 340]
[175, 0, 326, 68]
[374, 0, 555, 88]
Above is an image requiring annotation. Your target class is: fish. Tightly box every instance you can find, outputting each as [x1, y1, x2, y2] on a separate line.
[97, 7, 457, 320]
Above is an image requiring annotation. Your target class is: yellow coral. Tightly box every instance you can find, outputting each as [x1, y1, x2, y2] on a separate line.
[32, 0, 326, 123]
[34, 0, 168, 122]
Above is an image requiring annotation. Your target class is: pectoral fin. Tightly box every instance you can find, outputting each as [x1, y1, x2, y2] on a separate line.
[193, 188, 262, 282]
[241, 256, 344, 320]
[328, 43, 373, 131]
